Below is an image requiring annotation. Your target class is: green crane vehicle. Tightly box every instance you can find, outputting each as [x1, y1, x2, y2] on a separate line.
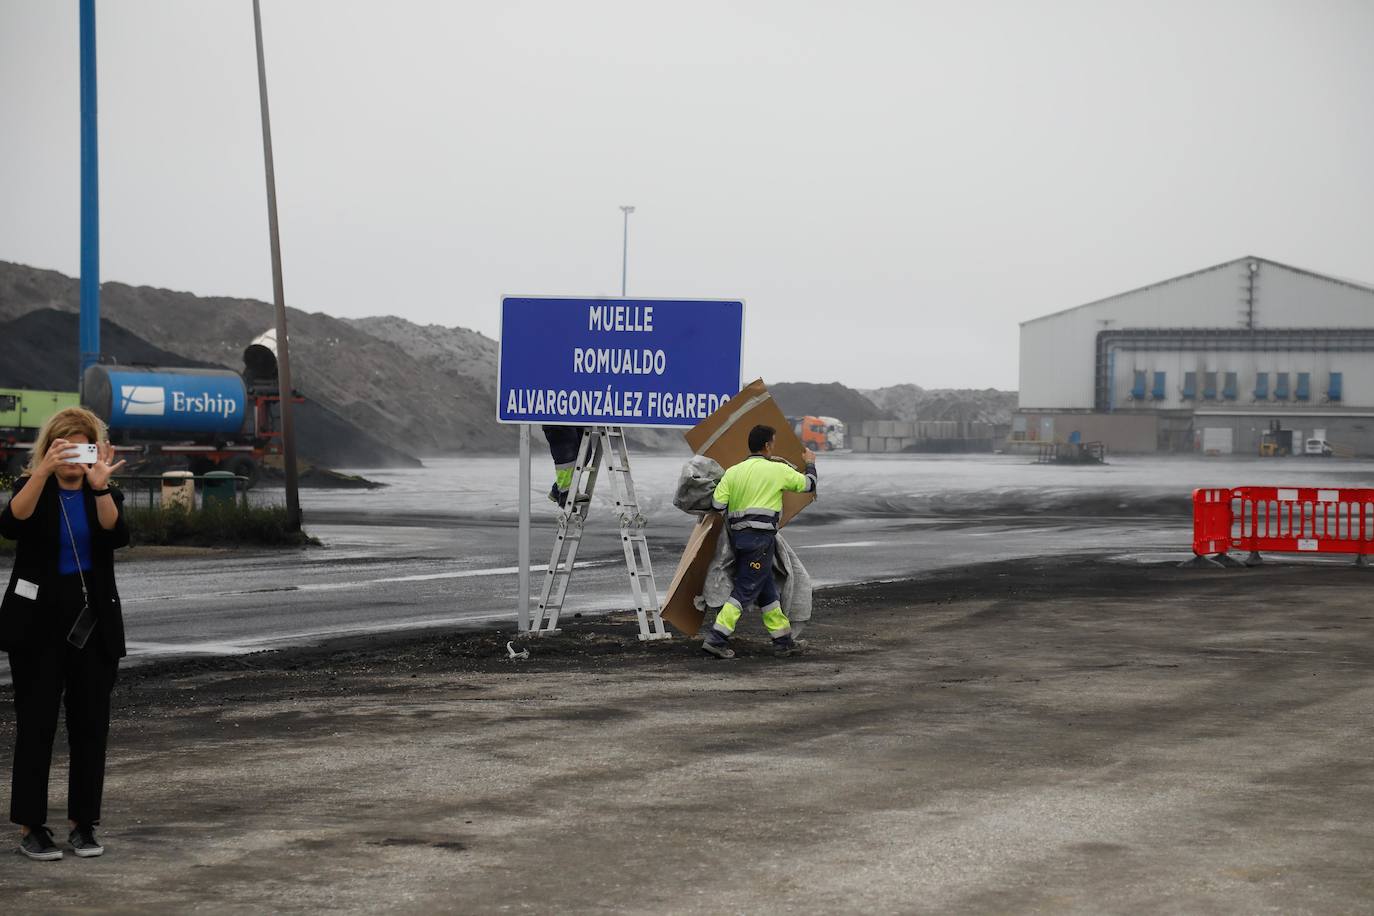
[0, 388, 82, 475]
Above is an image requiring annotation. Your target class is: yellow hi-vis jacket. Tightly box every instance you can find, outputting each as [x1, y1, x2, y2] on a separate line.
[711, 455, 817, 532]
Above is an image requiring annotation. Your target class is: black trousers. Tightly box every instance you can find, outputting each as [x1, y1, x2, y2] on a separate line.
[7, 575, 119, 828]
[727, 528, 781, 610]
[542, 425, 584, 468]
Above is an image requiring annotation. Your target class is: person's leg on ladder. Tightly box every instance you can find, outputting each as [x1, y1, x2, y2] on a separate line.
[542, 425, 584, 507]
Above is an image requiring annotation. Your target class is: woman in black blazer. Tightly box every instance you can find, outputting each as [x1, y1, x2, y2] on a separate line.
[1, 407, 128, 861]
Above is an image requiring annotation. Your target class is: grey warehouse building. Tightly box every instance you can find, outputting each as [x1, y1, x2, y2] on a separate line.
[1015, 256, 1374, 456]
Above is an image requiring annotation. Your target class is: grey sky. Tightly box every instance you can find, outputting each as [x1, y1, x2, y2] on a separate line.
[3, 0, 1372, 390]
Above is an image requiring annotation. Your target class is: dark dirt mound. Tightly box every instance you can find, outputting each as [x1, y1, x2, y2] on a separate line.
[770, 381, 893, 431]
[289, 399, 421, 470]
[0, 308, 418, 470]
[0, 260, 519, 455]
[260, 466, 388, 489]
[0, 308, 221, 387]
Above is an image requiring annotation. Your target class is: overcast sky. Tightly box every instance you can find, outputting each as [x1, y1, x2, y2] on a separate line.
[2, 1, 1372, 390]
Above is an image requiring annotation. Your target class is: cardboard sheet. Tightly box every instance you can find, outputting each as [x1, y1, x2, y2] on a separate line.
[659, 513, 725, 635]
[683, 377, 815, 527]
[661, 380, 815, 635]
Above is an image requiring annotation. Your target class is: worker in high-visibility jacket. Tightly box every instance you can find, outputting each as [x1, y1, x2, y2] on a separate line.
[703, 424, 818, 658]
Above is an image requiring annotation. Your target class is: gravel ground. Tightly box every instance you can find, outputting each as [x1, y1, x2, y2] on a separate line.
[2, 554, 1373, 914]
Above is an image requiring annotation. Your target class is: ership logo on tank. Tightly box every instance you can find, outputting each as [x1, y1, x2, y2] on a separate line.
[119, 385, 166, 416]
[119, 385, 238, 419]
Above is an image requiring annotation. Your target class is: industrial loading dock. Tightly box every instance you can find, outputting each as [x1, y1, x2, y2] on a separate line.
[1014, 257, 1374, 455]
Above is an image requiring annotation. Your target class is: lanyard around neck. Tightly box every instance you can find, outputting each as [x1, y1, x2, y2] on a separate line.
[57, 489, 90, 607]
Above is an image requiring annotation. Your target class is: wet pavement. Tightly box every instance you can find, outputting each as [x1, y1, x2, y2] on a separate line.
[4, 555, 1374, 913]
[9, 452, 1372, 673]
[99, 514, 1187, 662]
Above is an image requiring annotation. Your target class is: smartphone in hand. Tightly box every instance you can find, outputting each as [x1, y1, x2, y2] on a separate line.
[65, 444, 100, 464]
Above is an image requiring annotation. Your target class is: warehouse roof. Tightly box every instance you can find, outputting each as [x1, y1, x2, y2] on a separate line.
[1021, 256, 1374, 327]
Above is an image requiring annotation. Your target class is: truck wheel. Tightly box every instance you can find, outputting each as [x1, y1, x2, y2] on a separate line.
[189, 457, 216, 476]
[229, 457, 260, 489]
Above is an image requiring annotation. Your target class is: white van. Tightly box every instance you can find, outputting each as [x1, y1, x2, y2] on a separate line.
[1305, 438, 1334, 457]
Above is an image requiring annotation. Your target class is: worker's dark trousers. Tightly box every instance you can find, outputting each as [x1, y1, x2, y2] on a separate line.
[8, 581, 119, 828]
[728, 528, 781, 612]
[542, 425, 584, 468]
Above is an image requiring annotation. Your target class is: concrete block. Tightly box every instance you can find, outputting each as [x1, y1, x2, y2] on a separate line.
[850, 435, 869, 452]
[885, 437, 903, 452]
[861, 421, 881, 438]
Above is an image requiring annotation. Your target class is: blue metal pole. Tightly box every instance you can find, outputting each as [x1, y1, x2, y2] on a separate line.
[78, 0, 100, 387]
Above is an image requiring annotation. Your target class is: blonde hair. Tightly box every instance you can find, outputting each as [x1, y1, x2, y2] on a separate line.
[25, 406, 108, 476]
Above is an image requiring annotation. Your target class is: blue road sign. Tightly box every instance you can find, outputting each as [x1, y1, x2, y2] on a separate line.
[498, 296, 744, 427]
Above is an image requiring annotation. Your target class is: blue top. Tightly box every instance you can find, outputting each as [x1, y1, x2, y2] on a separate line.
[56, 489, 94, 575]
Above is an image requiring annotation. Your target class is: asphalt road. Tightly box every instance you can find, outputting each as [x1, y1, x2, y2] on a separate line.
[12, 447, 1365, 672]
[78, 511, 1187, 663]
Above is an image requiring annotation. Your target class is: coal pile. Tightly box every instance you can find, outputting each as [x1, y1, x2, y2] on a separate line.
[0, 308, 417, 470]
[0, 308, 220, 388]
[769, 381, 893, 431]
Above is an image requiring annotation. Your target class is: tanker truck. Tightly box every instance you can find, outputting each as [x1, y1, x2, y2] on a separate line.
[82, 365, 263, 483]
[0, 330, 294, 486]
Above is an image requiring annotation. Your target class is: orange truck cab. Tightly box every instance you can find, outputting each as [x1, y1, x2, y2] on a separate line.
[793, 415, 846, 452]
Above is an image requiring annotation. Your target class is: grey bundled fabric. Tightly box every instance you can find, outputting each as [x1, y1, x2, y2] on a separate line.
[673, 457, 815, 636]
[674, 455, 726, 513]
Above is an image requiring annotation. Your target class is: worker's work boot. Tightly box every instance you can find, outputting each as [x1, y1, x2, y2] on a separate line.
[701, 632, 735, 659]
[772, 635, 807, 658]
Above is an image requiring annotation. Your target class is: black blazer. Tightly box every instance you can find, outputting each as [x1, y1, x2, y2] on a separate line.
[0, 477, 130, 658]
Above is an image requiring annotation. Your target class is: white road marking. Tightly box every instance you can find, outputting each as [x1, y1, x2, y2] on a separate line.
[121, 560, 614, 605]
[794, 541, 883, 550]
[124, 611, 526, 657]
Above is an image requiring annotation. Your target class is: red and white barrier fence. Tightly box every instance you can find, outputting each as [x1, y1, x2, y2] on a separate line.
[1192, 486, 1374, 565]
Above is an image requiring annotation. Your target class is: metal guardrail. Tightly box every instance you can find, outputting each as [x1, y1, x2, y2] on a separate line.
[1035, 441, 1108, 465]
[0, 474, 253, 511]
[114, 474, 253, 509]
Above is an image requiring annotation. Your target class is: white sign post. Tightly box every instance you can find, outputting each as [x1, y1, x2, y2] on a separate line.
[517, 424, 531, 633]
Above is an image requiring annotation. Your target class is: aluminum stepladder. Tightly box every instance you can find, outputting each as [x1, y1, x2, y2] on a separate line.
[527, 426, 670, 641]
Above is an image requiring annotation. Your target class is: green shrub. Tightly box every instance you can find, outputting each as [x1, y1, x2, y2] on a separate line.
[125, 503, 319, 548]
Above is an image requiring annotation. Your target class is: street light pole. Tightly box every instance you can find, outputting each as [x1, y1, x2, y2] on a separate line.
[619, 205, 635, 296]
[252, 0, 302, 531]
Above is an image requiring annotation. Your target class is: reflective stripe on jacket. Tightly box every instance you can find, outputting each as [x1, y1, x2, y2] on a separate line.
[711, 455, 817, 531]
